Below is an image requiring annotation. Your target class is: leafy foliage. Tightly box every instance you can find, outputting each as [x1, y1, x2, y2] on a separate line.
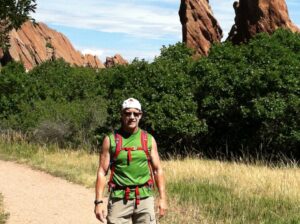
[0, 0, 36, 50]
[0, 59, 108, 148]
[22, 97, 107, 148]
[192, 30, 300, 159]
[0, 30, 299, 159]
[0, 62, 27, 117]
[97, 43, 206, 154]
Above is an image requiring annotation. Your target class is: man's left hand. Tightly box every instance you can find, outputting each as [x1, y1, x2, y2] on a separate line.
[158, 198, 167, 218]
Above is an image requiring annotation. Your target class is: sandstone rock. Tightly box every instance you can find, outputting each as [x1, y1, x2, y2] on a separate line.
[84, 54, 105, 68]
[179, 0, 223, 56]
[2, 21, 105, 70]
[105, 54, 128, 68]
[228, 0, 300, 43]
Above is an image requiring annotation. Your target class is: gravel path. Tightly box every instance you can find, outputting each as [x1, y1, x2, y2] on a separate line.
[0, 160, 103, 224]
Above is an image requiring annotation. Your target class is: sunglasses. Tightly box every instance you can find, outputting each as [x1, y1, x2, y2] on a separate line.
[123, 111, 142, 117]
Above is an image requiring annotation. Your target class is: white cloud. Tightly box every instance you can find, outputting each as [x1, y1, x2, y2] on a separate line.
[35, 0, 181, 39]
[34, 0, 299, 40]
[34, 0, 237, 41]
[79, 45, 159, 62]
[34, 0, 300, 62]
[81, 48, 105, 58]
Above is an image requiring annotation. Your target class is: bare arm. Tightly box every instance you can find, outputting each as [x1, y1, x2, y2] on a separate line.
[150, 137, 167, 217]
[94, 136, 110, 222]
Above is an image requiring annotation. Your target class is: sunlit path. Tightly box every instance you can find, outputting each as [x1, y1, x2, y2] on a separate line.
[0, 160, 101, 224]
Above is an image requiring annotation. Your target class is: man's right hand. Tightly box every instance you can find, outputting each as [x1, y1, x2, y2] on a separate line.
[94, 204, 106, 223]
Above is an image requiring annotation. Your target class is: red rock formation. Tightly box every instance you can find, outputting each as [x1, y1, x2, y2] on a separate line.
[3, 21, 105, 70]
[179, 0, 223, 56]
[84, 54, 104, 68]
[228, 0, 300, 43]
[105, 54, 128, 68]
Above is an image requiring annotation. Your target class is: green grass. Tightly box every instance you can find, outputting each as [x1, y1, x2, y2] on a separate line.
[0, 140, 98, 187]
[168, 180, 300, 224]
[0, 138, 299, 224]
[0, 194, 9, 224]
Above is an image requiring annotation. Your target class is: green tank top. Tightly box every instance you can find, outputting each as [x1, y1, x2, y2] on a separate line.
[108, 128, 154, 199]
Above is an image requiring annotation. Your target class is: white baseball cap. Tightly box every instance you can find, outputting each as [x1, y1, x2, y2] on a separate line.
[122, 98, 142, 111]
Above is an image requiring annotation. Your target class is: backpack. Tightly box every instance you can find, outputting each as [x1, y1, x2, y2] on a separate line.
[108, 130, 155, 205]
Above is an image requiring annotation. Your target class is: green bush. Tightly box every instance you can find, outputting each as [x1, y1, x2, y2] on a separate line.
[0, 30, 299, 159]
[0, 59, 108, 149]
[192, 29, 300, 159]
[96, 43, 207, 154]
[0, 61, 27, 118]
[21, 97, 107, 148]
[27, 59, 98, 101]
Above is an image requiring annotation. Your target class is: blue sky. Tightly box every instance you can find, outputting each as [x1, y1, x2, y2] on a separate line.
[33, 0, 300, 62]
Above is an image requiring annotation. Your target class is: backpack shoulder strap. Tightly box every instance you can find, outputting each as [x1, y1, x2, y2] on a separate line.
[108, 131, 122, 190]
[141, 130, 155, 188]
[113, 131, 122, 160]
[141, 130, 150, 160]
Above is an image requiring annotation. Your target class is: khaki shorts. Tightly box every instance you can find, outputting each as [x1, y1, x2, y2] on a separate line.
[107, 196, 156, 224]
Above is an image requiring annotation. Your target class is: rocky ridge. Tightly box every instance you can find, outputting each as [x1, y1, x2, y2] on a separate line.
[227, 0, 300, 43]
[180, 0, 299, 56]
[2, 0, 299, 68]
[179, 0, 223, 57]
[5, 21, 105, 70]
[1, 21, 128, 70]
[105, 54, 128, 68]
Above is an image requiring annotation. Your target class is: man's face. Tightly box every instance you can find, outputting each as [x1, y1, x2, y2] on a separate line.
[121, 108, 142, 131]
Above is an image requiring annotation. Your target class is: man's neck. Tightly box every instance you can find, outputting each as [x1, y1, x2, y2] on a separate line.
[121, 126, 139, 136]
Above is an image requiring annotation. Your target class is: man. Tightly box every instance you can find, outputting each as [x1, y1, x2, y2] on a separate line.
[94, 98, 167, 224]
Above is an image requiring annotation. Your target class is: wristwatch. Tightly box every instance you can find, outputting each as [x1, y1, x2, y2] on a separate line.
[94, 200, 104, 206]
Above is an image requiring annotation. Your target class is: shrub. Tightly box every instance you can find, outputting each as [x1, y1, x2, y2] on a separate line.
[96, 43, 207, 154]
[0, 61, 27, 118]
[33, 120, 73, 147]
[27, 59, 98, 101]
[192, 29, 300, 159]
[0, 30, 299, 159]
[19, 97, 108, 148]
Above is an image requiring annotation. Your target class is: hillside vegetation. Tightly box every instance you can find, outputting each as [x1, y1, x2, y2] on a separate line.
[0, 29, 299, 160]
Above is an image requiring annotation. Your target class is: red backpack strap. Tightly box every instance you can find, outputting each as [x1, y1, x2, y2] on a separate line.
[141, 130, 150, 160]
[141, 130, 155, 188]
[108, 132, 122, 190]
[113, 133, 123, 160]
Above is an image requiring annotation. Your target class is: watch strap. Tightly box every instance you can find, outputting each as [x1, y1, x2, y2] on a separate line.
[94, 200, 104, 205]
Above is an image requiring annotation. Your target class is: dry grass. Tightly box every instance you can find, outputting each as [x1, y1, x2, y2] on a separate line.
[161, 158, 300, 223]
[0, 135, 299, 223]
[158, 196, 205, 224]
[164, 158, 300, 202]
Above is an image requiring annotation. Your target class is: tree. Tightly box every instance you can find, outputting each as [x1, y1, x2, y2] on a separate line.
[192, 29, 300, 159]
[96, 43, 207, 154]
[0, 0, 36, 52]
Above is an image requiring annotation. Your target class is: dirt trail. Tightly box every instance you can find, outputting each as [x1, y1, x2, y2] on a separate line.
[0, 160, 102, 224]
